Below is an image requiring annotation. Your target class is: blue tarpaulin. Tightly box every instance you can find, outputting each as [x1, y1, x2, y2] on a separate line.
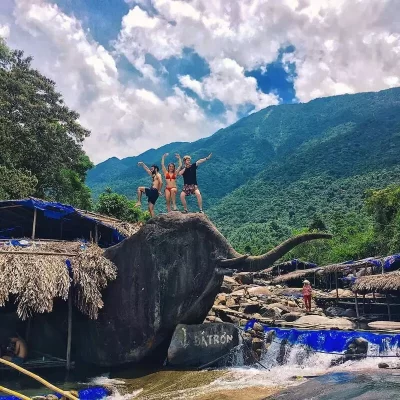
[0, 198, 127, 248]
[245, 320, 400, 353]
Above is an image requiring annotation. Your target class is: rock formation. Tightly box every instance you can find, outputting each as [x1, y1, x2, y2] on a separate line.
[75, 213, 330, 366]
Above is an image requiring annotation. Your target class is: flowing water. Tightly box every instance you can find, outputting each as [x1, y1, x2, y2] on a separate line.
[2, 329, 400, 399]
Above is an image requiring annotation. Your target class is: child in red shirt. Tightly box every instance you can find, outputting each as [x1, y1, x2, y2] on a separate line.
[302, 280, 312, 312]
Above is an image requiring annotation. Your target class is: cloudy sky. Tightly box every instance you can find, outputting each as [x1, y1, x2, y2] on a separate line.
[1, 0, 399, 163]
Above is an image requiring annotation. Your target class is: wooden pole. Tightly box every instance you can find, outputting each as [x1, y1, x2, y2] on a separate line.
[387, 294, 392, 321]
[362, 294, 366, 314]
[66, 291, 73, 371]
[94, 223, 99, 244]
[335, 271, 339, 300]
[313, 272, 316, 286]
[329, 273, 332, 291]
[31, 208, 37, 239]
[0, 250, 77, 257]
[355, 292, 360, 318]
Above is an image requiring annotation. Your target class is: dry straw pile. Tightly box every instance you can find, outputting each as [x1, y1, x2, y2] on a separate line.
[0, 241, 116, 320]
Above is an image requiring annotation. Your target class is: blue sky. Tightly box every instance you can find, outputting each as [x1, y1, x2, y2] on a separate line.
[1, 0, 399, 162]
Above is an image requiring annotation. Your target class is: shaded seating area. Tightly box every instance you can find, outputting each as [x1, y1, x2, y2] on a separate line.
[0, 237, 119, 371]
[0, 197, 139, 248]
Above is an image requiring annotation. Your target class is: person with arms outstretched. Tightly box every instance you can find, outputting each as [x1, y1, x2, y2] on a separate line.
[179, 153, 212, 214]
[161, 153, 182, 212]
[136, 162, 163, 218]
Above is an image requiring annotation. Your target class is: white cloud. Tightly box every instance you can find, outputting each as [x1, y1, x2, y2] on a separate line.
[180, 58, 279, 111]
[117, 0, 400, 103]
[0, 24, 10, 38]
[2, 0, 221, 163]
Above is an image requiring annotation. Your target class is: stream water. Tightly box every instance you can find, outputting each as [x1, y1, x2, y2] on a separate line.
[2, 329, 400, 399]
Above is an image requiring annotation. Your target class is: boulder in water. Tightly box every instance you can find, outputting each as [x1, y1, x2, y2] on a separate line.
[167, 322, 239, 367]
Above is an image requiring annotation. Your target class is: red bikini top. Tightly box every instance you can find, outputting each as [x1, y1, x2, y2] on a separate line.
[165, 173, 176, 180]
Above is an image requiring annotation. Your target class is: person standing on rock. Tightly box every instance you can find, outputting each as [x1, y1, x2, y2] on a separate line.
[302, 280, 312, 312]
[136, 162, 163, 218]
[161, 153, 182, 212]
[178, 153, 212, 214]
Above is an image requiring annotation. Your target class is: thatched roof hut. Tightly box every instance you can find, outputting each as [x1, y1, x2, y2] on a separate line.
[352, 271, 400, 295]
[271, 266, 322, 284]
[0, 240, 116, 320]
[320, 260, 377, 275]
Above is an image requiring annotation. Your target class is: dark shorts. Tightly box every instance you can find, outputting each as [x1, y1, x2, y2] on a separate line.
[183, 184, 197, 196]
[11, 356, 24, 365]
[145, 187, 159, 205]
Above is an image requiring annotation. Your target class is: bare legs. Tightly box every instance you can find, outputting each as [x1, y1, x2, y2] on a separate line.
[136, 186, 145, 207]
[194, 189, 203, 211]
[171, 188, 178, 210]
[148, 202, 155, 218]
[180, 191, 188, 212]
[165, 189, 171, 212]
[180, 188, 203, 212]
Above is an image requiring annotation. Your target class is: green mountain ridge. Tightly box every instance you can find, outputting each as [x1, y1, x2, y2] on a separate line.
[87, 87, 400, 259]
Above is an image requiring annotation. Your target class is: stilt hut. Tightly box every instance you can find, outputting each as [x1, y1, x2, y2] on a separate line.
[0, 198, 140, 371]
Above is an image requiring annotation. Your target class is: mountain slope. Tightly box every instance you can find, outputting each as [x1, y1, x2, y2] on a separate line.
[87, 87, 400, 251]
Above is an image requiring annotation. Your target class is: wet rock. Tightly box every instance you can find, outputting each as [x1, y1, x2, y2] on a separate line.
[253, 322, 264, 332]
[261, 306, 282, 319]
[234, 272, 254, 285]
[167, 323, 239, 367]
[226, 297, 237, 307]
[325, 306, 346, 317]
[282, 312, 302, 322]
[343, 309, 357, 318]
[252, 338, 263, 351]
[378, 362, 390, 369]
[242, 303, 261, 314]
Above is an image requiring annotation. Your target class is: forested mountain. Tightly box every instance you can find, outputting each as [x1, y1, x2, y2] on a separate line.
[88, 87, 400, 262]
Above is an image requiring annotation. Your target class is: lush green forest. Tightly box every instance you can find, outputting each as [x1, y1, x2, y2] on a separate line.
[2, 39, 400, 264]
[0, 39, 148, 222]
[88, 85, 400, 264]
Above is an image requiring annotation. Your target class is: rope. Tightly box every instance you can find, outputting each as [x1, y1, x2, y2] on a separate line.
[0, 358, 78, 400]
[0, 386, 30, 400]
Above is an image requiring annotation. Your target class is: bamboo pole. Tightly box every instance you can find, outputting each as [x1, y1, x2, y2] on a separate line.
[31, 208, 37, 239]
[0, 386, 30, 400]
[0, 358, 78, 400]
[66, 290, 73, 371]
[355, 292, 360, 318]
[94, 224, 99, 244]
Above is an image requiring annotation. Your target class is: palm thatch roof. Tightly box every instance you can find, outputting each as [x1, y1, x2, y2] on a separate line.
[320, 260, 377, 275]
[271, 267, 321, 284]
[352, 271, 400, 294]
[0, 240, 116, 320]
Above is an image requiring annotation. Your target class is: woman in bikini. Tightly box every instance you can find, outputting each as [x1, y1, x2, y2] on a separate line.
[161, 153, 182, 212]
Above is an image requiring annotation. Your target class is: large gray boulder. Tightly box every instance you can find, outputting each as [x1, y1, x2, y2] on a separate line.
[74, 213, 330, 366]
[167, 323, 239, 367]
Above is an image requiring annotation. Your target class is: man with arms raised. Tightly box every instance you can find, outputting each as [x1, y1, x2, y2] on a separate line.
[179, 153, 212, 213]
[136, 162, 163, 218]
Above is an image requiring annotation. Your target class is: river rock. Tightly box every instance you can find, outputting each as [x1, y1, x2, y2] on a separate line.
[261, 306, 282, 319]
[296, 315, 355, 329]
[242, 303, 261, 314]
[167, 323, 239, 367]
[247, 286, 272, 296]
[282, 312, 302, 322]
[325, 306, 346, 317]
[234, 272, 254, 285]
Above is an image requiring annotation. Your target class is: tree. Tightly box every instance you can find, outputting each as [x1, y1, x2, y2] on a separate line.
[0, 166, 38, 200]
[0, 39, 93, 208]
[96, 187, 149, 223]
[365, 185, 400, 254]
